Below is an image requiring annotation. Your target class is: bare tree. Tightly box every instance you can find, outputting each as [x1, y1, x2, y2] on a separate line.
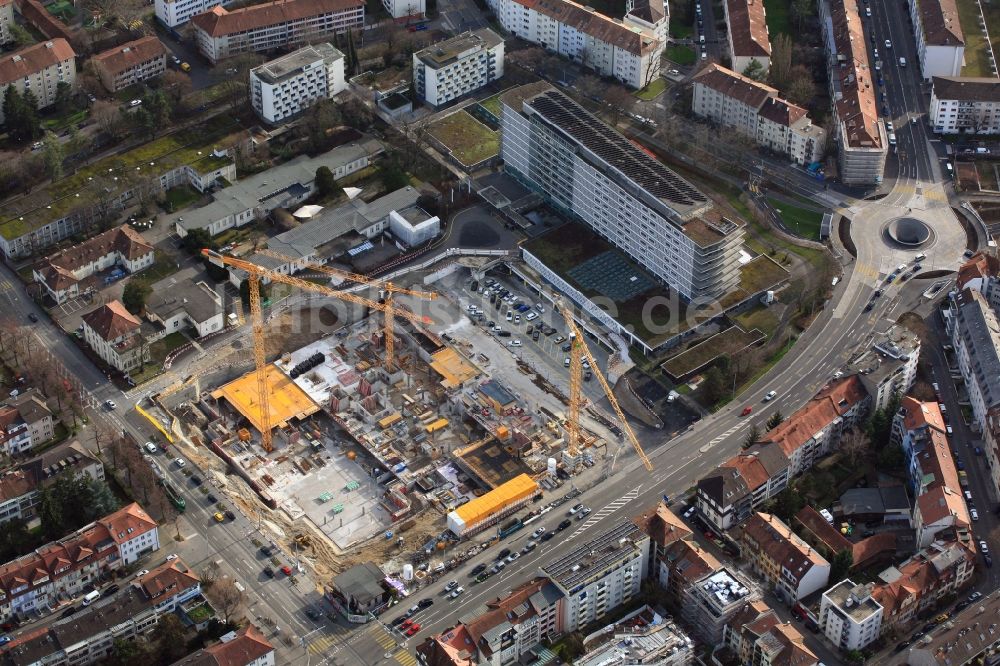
[604, 85, 636, 126]
[769, 34, 793, 90]
[202, 560, 221, 586]
[207, 578, 245, 624]
[839, 428, 870, 466]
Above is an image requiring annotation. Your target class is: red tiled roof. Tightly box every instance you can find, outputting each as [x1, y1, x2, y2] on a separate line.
[725, 0, 770, 58]
[92, 36, 166, 75]
[917, 0, 964, 46]
[830, 0, 882, 149]
[464, 578, 547, 647]
[514, 0, 659, 55]
[900, 396, 946, 433]
[191, 0, 364, 38]
[12, 0, 72, 42]
[82, 300, 141, 342]
[742, 513, 829, 585]
[851, 533, 897, 569]
[759, 376, 866, 458]
[694, 63, 776, 107]
[0, 39, 75, 86]
[634, 502, 692, 548]
[957, 252, 1000, 290]
[758, 97, 808, 127]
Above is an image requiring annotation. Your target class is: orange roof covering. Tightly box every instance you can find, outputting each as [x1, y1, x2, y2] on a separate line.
[851, 533, 897, 569]
[900, 396, 946, 433]
[760, 376, 866, 458]
[917, 485, 969, 526]
[957, 252, 1000, 290]
[634, 502, 692, 548]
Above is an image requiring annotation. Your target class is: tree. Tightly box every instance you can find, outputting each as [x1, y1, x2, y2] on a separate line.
[183, 228, 214, 254]
[42, 131, 65, 181]
[771, 485, 805, 522]
[743, 425, 761, 449]
[766, 411, 784, 430]
[207, 578, 244, 624]
[161, 70, 193, 106]
[93, 100, 126, 141]
[151, 614, 189, 663]
[39, 473, 119, 539]
[830, 549, 853, 582]
[122, 281, 151, 315]
[840, 428, 870, 466]
[786, 67, 816, 106]
[380, 154, 409, 191]
[701, 366, 727, 406]
[315, 165, 338, 198]
[341, 97, 373, 130]
[8, 23, 33, 47]
[54, 81, 74, 115]
[742, 58, 766, 81]
[769, 34, 793, 90]
[302, 98, 342, 146]
[604, 85, 636, 126]
[0, 518, 35, 562]
[790, 0, 814, 32]
[106, 637, 151, 666]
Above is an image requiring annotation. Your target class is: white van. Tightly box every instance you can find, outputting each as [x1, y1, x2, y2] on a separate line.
[899, 57, 906, 67]
[888, 132, 897, 146]
[82, 590, 100, 606]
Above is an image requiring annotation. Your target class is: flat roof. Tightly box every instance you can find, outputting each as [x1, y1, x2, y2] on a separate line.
[430, 348, 480, 388]
[415, 28, 503, 69]
[542, 519, 645, 591]
[252, 43, 343, 85]
[211, 364, 319, 434]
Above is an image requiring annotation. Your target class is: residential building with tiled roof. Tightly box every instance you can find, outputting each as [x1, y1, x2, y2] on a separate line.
[2, 558, 199, 666]
[845, 325, 920, 412]
[156, 0, 238, 27]
[81, 300, 150, 374]
[624, 0, 667, 44]
[0, 389, 53, 456]
[819, 580, 883, 651]
[92, 36, 167, 92]
[660, 539, 721, 604]
[794, 506, 898, 572]
[634, 501, 692, 579]
[485, 0, 665, 89]
[170, 625, 275, 666]
[33, 225, 154, 305]
[893, 588, 1000, 665]
[0, 439, 103, 525]
[819, 0, 886, 185]
[0, 0, 12, 45]
[948, 288, 1000, 433]
[722, 599, 820, 666]
[417, 578, 563, 666]
[692, 64, 825, 166]
[0, 39, 76, 124]
[872, 537, 975, 632]
[0, 503, 157, 622]
[191, 0, 364, 64]
[723, 0, 770, 74]
[758, 375, 869, 477]
[696, 444, 790, 531]
[930, 77, 1000, 134]
[908, 0, 964, 79]
[740, 512, 831, 603]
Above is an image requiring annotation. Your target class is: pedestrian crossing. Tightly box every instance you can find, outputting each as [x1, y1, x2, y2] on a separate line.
[307, 622, 398, 656]
[394, 648, 418, 666]
[699, 422, 748, 454]
[569, 486, 642, 538]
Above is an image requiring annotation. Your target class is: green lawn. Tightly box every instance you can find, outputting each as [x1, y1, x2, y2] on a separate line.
[763, 0, 791, 36]
[733, 306, 780, 339]
[666, 45, 697, 65]
[635, 78, 668, 100]
[766, 198, 825, 241]
[663, 326, 765, 378]
[958, 0, 995, 76]
[42, 109, 88, 132]
[426, 110, 499, 167]
[670, 21, 692, 38]
[163, 185, 202, 212]
[480, 94, 503, 117]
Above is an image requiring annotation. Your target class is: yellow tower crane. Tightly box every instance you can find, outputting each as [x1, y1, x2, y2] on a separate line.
[203, 250, 432, 452]
[256, 250, 437, 372]
[555, 298, 653, 472]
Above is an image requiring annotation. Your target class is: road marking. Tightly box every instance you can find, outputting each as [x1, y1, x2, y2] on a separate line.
[568, 485, 642, 538]
[699, 422, 749, 453]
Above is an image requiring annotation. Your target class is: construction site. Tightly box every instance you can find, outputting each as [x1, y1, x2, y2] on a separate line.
[142, 251, 655, 580]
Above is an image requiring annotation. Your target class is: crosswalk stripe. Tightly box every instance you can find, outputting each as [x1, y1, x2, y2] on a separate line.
[395, 650, 418, 666]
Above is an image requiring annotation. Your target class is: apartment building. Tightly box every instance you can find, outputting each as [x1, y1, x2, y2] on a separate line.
[170, 625, 275, 666]
[191, 0, 364, 64]
[91, 36, 167, 93]
[634, 502, 693, 584]
[81, 300, 150, 374]
[692, 65, 825, 166]
[542, 519, 649, 633]
[948, 289, 1000, 432]
[624, 0, 667, 44]
[696, 445, 790, 531]
[33, 225, 154, 305]
[382, 0, 423, 19]
[0, 0, 13, 45]
[417, 578, 563, 666]
[723, 0, 770, 75]
[757, 375, 869, 477]
[907, 0, 964, 79]
[145, 278, 225, 338]
[156, 0, 234, 26]
[659, 539, 721, 606]
[502, 83, 745, 301]
[819, 580, 883, 651]
[250, 43, 346, 124]
[845, 325, 920, 411]
[740, 512, 831, 604]
[929, 76, 1000, 134]
[413, 29, 504, 108]
[819, 0, 886, 185]
[576, 606, 693, 666]
[0, 440, 102, 525]
[0, 389, 53, 455]
[903, 590, 1000, 666]
[723, 600, 820, 666]
[0, 503, 158, 621]
[172, 139, 382, 239]
[485, 0, 664, 89]
[0, 39, 76, 124]
[683, 567, 759, 643]
[3, 559, 200, 666]
[873, 538, 976, 632]
[892, 397, 971, 547]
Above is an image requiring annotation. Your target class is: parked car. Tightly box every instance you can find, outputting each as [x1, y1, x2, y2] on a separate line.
[557, 519, 572, 531]
[263, 567, 275, 578]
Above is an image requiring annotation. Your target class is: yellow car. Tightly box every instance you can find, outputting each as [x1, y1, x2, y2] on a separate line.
[180, 62, 191, 72]
[213, 512, 225, 523]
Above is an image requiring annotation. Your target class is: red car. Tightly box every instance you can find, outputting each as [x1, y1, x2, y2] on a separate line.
[406, 623, 421, 636]
[281, 565, 293, 576]
[741, 406, 753, 416]
[401, 619, 413, 629]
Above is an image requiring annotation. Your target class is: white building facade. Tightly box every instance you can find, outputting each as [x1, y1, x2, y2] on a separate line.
[413, 29, 504, 108]
[819, 580, 883, 651]
[907, 0, 964, 80]
[500, 83, 744, 301]
[382, 0, 423, 19]
[0, 39, 76, 124]
[0, 0, 13, 45]
[930, 76, 1000, 134]
[155, 0, 235, 27]
[251, 44, 346, 124]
